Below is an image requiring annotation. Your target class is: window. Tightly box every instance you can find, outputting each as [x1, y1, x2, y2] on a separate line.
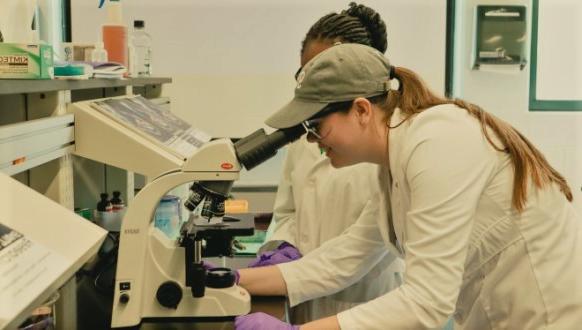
[529, 0, 582, 111]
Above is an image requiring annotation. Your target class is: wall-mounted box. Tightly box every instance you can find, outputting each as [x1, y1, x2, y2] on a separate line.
[473, 5, 527, 70]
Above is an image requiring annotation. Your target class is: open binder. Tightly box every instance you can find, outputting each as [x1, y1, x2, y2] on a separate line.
[0, 174, 107, 329]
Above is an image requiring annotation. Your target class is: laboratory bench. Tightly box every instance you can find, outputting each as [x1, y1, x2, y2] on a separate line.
[77, 256, 287, 330]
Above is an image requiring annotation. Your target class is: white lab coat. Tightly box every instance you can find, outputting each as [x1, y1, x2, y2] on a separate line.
[264, 137, 404, 323]
[279, 104, 582, 329]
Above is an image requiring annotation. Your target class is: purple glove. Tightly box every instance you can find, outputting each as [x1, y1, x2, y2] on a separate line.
[248, 242, 302, 268]
[201, 260, 217, 270]
[201, 261, 240, 284]
[235, 312, 299, 330]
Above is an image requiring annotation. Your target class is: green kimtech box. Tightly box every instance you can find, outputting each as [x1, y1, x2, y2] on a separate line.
[0, 43, 54, 79]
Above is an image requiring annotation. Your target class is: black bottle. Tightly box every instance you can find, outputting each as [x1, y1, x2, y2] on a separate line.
[111, 191, 125, 211]
[97, 193, 113, 212]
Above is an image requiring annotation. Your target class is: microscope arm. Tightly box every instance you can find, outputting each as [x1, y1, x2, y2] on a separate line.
[182, 235, 205, 298]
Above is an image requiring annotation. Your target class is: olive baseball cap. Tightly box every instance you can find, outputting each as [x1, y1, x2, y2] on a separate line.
[266, 43, 392, 129]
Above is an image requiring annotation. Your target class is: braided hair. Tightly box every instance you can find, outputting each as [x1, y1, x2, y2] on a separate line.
[301, 2, 388, 55]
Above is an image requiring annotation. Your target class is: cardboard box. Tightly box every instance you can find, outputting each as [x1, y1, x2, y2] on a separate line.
[61, 43, 95, 62]
[0, 43, 54, 79]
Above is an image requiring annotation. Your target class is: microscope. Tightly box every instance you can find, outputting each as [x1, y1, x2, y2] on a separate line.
[111, 125, 304, 328]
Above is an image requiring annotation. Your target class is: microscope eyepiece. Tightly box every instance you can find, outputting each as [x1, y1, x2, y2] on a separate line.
[234, 124, 305, 170]
[184, 124, 304, 221]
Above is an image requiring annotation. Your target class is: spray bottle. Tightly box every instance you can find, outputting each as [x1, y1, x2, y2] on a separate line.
[99, 0, 127, 67]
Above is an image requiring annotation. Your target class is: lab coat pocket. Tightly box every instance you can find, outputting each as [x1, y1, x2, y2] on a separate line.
[390, 180, 406, 253]
[454, 265, 485, 326]
[455, 296, 492, 330]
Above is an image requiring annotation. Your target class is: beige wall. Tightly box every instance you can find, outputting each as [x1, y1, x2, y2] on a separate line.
[71, 0, 447, 187]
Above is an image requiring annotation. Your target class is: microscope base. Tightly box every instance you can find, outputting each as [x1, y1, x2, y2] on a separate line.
[112, 284, 250, 327]
[144, 285, 251, 317]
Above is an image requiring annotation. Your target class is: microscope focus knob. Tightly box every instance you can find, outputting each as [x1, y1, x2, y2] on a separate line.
[156, 281, 183, 309]
[119, 293, 130, 304]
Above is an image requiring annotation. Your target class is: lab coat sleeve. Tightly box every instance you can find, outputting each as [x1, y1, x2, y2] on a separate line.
[337, 110, 497, 329]
[260, 145, 298, 252]
[277, 197, 393, 306]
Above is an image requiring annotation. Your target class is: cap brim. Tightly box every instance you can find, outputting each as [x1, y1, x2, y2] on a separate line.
[265, 98, 328, 129]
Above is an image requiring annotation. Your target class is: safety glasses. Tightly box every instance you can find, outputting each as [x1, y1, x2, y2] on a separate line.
[300, 103, 350, 140]
[294, 66, 303, 81]
[301, 118, 324, 140]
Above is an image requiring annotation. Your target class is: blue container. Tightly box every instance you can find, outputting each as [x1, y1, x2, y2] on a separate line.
[154, 195, 182, 239]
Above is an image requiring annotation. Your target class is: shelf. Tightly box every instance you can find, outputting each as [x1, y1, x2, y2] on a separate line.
[129, 77, 172, 86]
[0, 114, 75, 175]
[0, 77, 172, 95]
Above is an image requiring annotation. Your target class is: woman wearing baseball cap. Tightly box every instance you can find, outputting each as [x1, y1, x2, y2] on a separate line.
[248, 2, 404, 325]
[235, 43, 582, 329]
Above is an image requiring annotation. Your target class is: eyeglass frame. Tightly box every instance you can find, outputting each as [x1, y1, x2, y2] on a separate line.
[301, 118, 325, 140]
[294, 66, 303, 81]
[300, 100, 354, 140]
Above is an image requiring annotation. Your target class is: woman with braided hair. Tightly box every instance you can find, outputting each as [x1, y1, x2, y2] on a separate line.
[243, 1, 404, 325]
[302, 2, 387, 55]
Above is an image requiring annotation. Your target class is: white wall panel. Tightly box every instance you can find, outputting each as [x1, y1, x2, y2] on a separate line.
[71, 0, 446, 186]
[536, 0, 582, 100]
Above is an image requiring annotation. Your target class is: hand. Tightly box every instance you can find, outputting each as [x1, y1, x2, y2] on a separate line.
[248, 242, 302, 268]
[235, 312, 299, 330]
[202, 260, 216, 271]
[201, 260, 217, 271]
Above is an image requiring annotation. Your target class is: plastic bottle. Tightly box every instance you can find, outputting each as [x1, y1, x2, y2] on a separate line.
[127, 42, 136, 77]
[130, 20, 152, 76]
[100, 0, 127, 67]
[89, 42, 109, 62]
[111, 190, 125, 211]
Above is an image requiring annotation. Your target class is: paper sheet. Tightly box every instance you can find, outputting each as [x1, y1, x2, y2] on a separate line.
[0, 222, 69, 328]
